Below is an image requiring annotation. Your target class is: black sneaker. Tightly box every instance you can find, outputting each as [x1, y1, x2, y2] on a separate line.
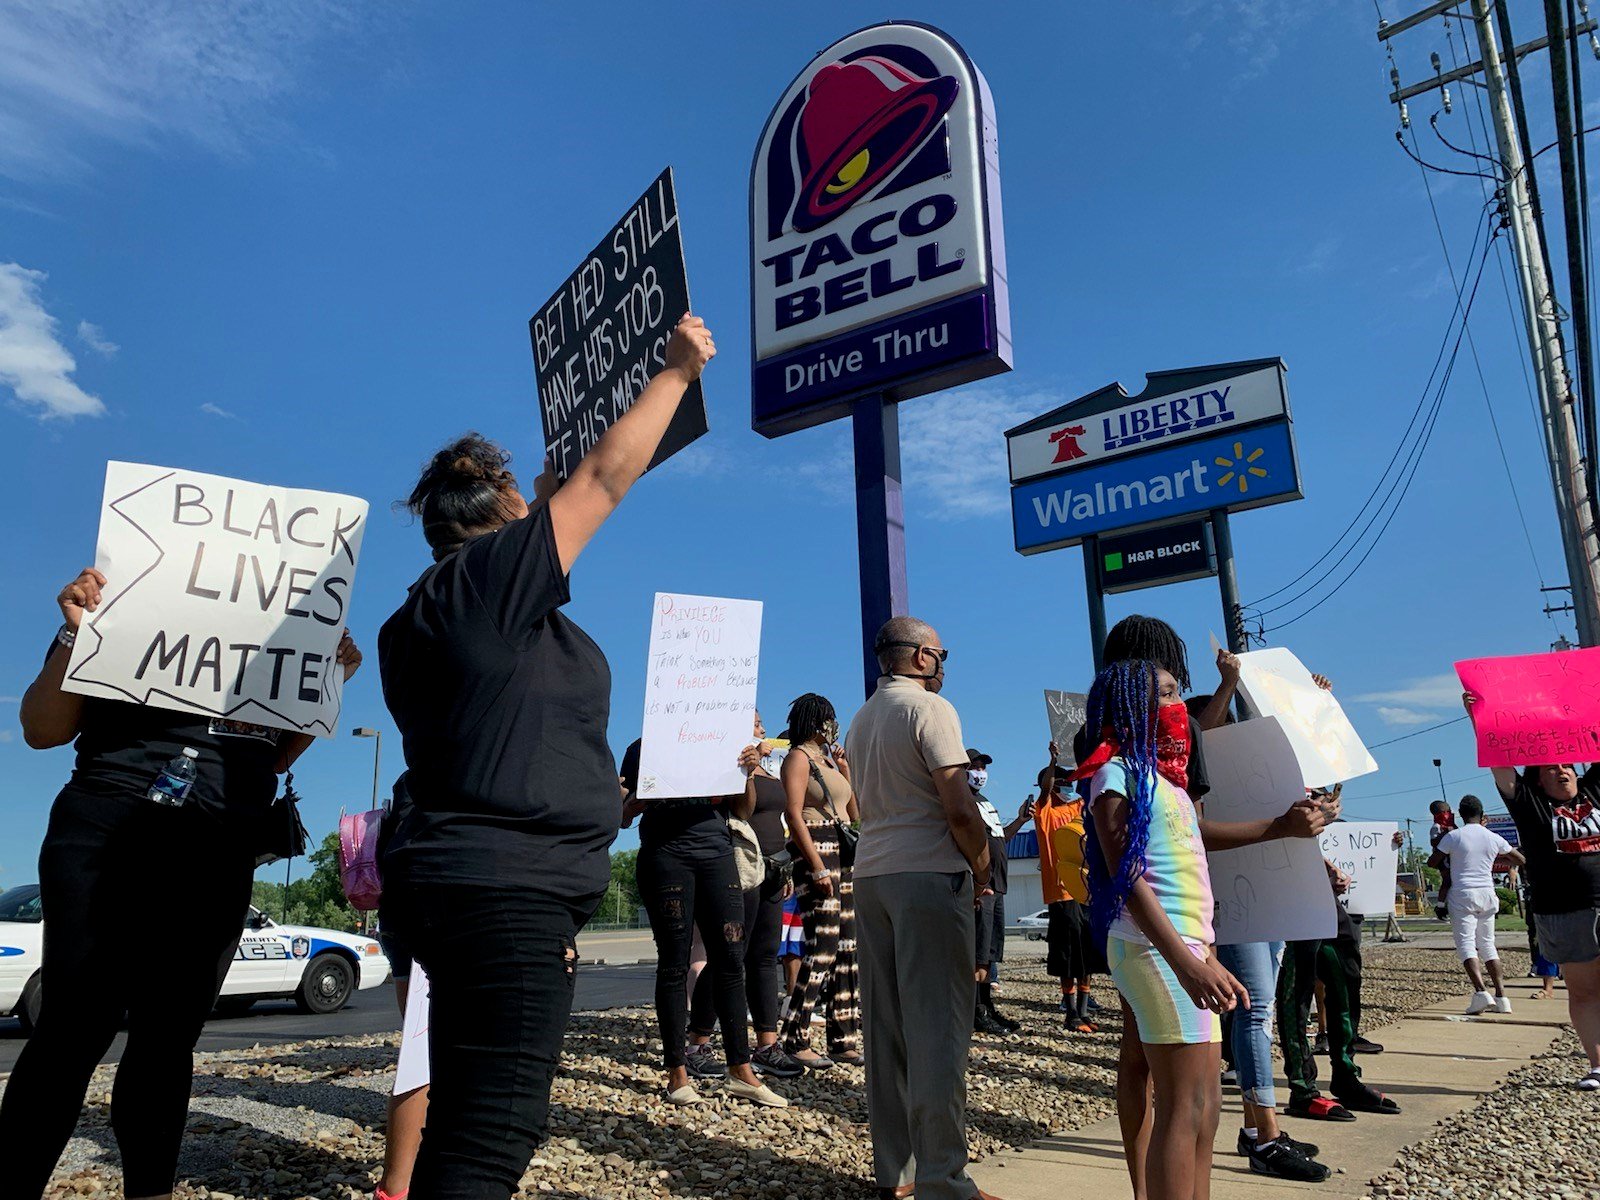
[1237, 1128, 1321, 1159]
[750, 1043, 805, 1079]
[1311, 1032, 1329, 1055]
[684, 1043, 725, 1079]
[1245, 1136, 1331, 1182]
[975, 1006, 1009, 1036]
[1351, 1035, 1385, 1054]
[985, 1004, 1022, 1034]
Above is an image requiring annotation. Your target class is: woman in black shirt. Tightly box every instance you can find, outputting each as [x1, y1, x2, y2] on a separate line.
[685, 711, 807, 1080]
[1469, 696, 1600, 1091]
[0, 567, 360, 1200]
[379, 315, 715, 1198]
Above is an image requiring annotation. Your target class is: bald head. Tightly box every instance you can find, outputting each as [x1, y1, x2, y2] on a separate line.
[875, 615, 938, 674]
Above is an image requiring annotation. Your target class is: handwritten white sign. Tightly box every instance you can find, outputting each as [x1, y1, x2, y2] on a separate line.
[1234, 646, 1378, 788]
[393, 961, 430, 1096]
[1319, 821, 1399, 917]
[637, 592, 763, 799]
[1201, 716, 1340, 946]
[63, 462, 366, 735]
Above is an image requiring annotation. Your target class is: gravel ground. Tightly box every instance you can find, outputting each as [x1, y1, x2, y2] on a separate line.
[16, 943, 1525, 1199]
[1363, 1028, 1597, 1200]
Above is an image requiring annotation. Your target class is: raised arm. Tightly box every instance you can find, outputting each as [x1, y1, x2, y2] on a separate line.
[931, 764, 991, 885]
[1461, 692, 1518, 798]
[20, 568, 104, 749]
[547, 315, 714, 574]
[1195, 648, 1243, 732]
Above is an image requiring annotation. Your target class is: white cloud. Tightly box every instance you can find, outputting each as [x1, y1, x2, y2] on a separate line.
[899, 385, 1064, 519]
[0, 730, 13, 745]
[1375, 706, 1436, 727]
[1354, 673, 1463, 710]
[0, 0, 371, 181]
[0, 263, 105, 419]
[76, 319, 116, 355]
[199, 401, 235, 419]
[0, 696, 19, 704]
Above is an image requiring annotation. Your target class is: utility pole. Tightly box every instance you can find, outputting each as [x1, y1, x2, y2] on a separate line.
[1382, 1, 1600, 645]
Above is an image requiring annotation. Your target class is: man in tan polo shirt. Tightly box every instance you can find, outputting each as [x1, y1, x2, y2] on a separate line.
[847, 615, 1000, 1200]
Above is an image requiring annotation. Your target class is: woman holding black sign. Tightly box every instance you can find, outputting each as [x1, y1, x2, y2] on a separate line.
[0, 568, 361, 1200]
[378, 315, 715, 1199]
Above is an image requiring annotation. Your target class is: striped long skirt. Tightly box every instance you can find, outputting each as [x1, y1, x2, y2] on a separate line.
[779, 820, 861, 1056]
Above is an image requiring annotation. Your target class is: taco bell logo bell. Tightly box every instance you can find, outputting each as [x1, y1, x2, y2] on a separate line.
[750, 22, 1011, 436]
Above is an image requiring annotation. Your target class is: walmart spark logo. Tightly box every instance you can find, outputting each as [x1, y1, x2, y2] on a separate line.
[1214, 441, 1269, 493]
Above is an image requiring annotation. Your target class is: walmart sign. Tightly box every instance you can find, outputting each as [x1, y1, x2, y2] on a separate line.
[1012, 422, 1300, 554]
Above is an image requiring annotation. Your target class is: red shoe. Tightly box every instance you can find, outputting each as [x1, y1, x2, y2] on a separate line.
[1286, 1095, 1356, 1122]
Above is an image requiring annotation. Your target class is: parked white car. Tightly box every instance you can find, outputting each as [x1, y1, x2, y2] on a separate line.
[0, 885, 389, 1033]
[1014, 907, 1051, 940]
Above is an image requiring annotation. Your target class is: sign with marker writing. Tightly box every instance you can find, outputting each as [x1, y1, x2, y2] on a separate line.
[1044, 690, 1088, 764]
[1318, 821, 1399, 917]
[63, 462, 366, 736]
[530, 167, 706, 480]
[1234, 646, 1378, 787]
[1456, 647, 1600, 767]
[1201, 716, 1339, 946]
[638, 592, 763, 800]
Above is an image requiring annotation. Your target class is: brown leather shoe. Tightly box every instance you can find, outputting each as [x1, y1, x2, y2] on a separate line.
[873, 1187, 914, 1199]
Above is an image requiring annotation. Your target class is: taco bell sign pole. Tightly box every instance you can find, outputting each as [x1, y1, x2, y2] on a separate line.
[750, 21, 1012, 697]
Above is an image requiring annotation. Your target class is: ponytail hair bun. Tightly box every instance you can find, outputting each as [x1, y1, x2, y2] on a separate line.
[403, 433, 521, 559]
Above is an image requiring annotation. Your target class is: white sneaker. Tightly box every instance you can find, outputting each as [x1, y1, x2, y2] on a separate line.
[1577, 1069, 1600, 1092]
[1494, 995, 1513, 1014]
[727, 1078, 789, 1108]
[1465, 991, 1495, 1015]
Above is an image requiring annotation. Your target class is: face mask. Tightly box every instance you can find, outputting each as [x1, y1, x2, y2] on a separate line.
[968, 768, 989, 790]
[1153, 701, 1191, 789]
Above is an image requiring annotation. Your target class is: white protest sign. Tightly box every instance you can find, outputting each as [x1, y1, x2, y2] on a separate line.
[637, 593, 762, 799]
[1318, 821, 1399, 916]
[63, 462, 366, 736]
[1044, 690, 1089, 765]
[393, 961, 430, 1095]
[1234, 646, 1378, 788]
[1201, 716, 1340, 945]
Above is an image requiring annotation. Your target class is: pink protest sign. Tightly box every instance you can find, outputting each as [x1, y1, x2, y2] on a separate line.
[1456, 648, 1600, 767]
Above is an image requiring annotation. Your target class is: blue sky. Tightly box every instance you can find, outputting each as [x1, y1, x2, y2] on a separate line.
[0, 1, 1585, 885]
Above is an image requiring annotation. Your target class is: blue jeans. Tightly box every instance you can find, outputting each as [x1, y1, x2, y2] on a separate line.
[1216, 940, 1284, 1109]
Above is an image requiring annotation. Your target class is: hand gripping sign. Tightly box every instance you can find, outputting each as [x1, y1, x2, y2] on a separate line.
[63, 462, 367, 736]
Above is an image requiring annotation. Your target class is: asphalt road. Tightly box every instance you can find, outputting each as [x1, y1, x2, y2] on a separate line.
[0, 960, 658, 1076]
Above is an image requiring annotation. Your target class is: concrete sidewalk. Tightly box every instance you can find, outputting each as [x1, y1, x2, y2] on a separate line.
[970, 977, 1571, 1200]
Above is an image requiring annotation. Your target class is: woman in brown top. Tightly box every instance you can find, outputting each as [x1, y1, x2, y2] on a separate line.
[778, 693, 863, 1067]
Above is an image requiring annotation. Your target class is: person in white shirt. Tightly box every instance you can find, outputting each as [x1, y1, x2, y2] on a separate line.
[1429, 795, 1525, 1014]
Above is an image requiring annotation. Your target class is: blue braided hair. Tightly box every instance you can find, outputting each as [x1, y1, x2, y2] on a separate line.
[1083, 659, 1162, 941]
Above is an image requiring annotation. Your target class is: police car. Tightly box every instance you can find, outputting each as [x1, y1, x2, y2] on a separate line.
[0, 884, 389, 1032]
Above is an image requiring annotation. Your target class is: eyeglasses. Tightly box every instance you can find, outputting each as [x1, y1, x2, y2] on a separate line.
[880, 640, 950, 663]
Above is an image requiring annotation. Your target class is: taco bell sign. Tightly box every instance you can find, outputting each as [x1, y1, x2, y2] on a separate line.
[750, 22, 1011, 436]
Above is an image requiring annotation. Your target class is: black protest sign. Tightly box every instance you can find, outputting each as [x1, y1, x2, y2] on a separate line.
[529, 167, 706, 479]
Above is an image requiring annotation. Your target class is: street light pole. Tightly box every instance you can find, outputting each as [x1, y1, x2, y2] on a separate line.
[353, 727, 383, 811]
[1433, 757, 1447, 806]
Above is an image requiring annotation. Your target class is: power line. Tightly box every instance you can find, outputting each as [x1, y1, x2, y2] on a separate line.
[1253, 214, 1499, 630]
[1368, 714, 1470, 748]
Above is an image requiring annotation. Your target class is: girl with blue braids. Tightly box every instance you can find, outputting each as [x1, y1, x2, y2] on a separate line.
[1082, 658, 1246, 1200]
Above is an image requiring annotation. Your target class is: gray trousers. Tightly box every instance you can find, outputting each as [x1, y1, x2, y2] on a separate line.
[855, 871, 978, 1200]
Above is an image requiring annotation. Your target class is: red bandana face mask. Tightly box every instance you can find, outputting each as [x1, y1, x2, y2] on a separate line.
[1069, 701, 1192, 790]
[1155, 702, 1190, 790]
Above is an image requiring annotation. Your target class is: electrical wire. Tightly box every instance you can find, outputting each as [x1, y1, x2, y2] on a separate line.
[1244, 195, 1497, 611]
[1247, 208, 1499, 629]
[1367, 714, 1470, 748]
[1342, 771, 1489, 801]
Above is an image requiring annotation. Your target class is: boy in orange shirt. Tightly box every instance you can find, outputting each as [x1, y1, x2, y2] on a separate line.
[1034, 750, 1104, 1031]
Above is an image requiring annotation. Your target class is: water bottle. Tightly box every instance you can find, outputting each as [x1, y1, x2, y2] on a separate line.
[147, 747, 200, 807]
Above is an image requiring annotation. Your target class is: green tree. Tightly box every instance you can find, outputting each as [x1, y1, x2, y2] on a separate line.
[601, 849, 640, 926]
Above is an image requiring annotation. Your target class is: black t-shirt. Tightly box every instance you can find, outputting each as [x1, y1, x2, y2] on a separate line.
[379, 507, 619, 902]
[1072, 715, 1210, 801]
[748, 773, 788, 857]
[1507, 768, 1600, 915]
[63, 697, 282, 831]
[619, 738, 732, 859]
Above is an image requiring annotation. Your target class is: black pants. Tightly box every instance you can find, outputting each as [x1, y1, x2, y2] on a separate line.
[690, 873, 785, 1037]
[0, 786, 253, 1199]
[637, 840, 751, 1068]
[1279, 908, 1364, 1106]
[383, 874, 585, 1200]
